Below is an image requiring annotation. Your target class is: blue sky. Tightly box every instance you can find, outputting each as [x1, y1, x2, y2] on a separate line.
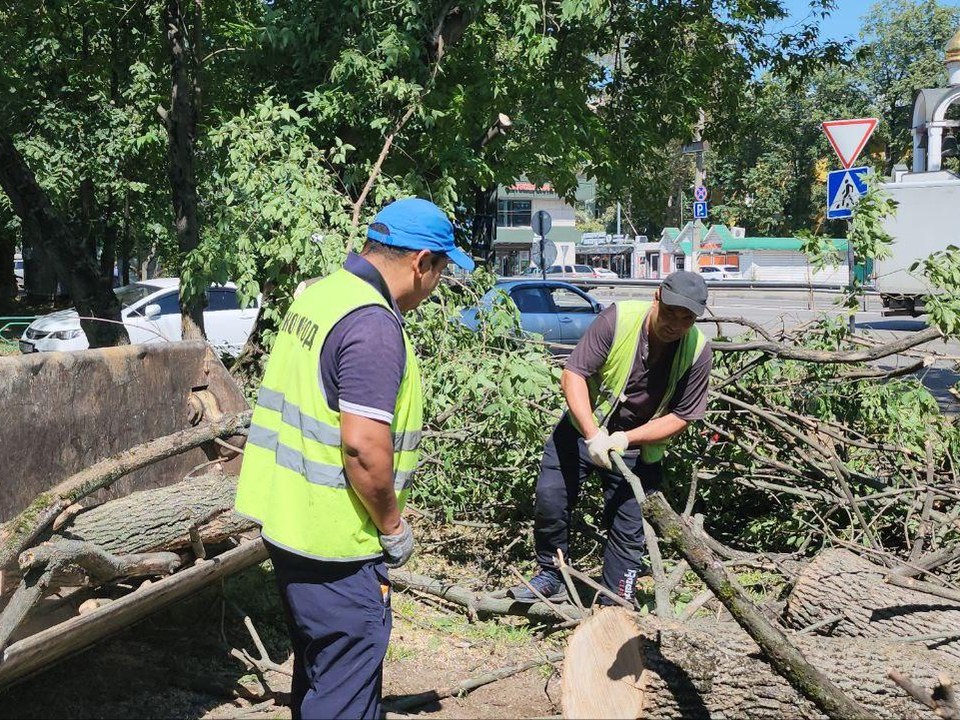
[778, 0, 960, 43]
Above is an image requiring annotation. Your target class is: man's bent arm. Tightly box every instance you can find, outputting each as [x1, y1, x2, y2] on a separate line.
[625, 413, 688, 447]
[341, 412, 402, 535]
[561, 369, 599, 439]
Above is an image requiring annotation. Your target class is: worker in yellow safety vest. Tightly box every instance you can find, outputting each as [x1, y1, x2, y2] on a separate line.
[235, 198, 474, 720]
[509, 271, 713, 604]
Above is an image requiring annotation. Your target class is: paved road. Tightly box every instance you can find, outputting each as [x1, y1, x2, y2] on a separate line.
[590, 286, 960, 413]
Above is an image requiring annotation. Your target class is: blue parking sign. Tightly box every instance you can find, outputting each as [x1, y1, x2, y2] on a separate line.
[693, 201, 708, 219]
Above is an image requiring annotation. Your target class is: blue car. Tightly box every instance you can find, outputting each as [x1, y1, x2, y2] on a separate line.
[460, 280, 604, 345]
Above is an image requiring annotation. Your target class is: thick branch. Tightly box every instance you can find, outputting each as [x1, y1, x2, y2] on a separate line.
[0, 411, 251, 571]
[641, 492, 870, 720]
[713, 325, 943, 362]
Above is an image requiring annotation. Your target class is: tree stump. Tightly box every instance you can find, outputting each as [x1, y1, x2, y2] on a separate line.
[561, 609, 957, 719]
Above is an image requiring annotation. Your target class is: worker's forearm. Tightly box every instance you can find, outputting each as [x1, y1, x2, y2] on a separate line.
[341, 417, 401, 535]
[625, 413, 689, 446]
[344, 451, 401, 534]
[561, 369, 599, 439]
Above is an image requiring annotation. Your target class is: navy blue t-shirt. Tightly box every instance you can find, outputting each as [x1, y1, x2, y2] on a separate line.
[318, 253, 406, 424]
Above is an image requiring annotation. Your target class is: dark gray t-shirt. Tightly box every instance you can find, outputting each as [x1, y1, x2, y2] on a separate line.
[318, 253, 406, 423]
[565, 304, 712, 432]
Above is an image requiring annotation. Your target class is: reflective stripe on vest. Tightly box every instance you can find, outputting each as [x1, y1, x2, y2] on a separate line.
[571, 300, 707, 464]
[255, 387, 422, 455]
[234, 268, 424, 561]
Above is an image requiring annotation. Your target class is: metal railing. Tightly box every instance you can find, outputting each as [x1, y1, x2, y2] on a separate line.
[0, 317, 37, 348]
[564, 277, 869, 293]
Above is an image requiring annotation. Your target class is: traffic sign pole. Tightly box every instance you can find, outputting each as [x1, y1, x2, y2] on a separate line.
[532, 210, 553, 281]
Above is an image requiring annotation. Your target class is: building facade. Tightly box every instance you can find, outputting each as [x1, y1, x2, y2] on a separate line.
[492, 178, 595, 276]
[654, 222, 849, 283]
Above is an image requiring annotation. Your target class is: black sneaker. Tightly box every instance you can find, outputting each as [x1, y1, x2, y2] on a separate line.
[507, 571, 569, 604]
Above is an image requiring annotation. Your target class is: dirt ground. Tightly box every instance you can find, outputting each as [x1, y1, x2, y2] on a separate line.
[0, 560, 565, 719]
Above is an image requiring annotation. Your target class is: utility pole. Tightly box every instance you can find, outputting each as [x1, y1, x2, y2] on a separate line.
[616, 201, 622, 236]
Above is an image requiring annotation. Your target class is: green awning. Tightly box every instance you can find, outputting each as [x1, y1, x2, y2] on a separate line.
[679, 237, 848, 254]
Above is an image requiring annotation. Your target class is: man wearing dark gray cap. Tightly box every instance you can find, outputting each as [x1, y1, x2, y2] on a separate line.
[509, 271, 712, 604]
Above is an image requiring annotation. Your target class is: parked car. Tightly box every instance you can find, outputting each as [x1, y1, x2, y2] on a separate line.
[519, 264, 596, 280]
[699, 265, 741, 281]
[460, 280, 603, 346]
[13, 254, 23, 293]
[19, 279, 259, 356]
[591, 267, 619, 279]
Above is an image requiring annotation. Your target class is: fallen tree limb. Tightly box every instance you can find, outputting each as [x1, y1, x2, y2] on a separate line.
[609, 454, 670, 617]
[641, 492, 870, 720]
[384, 650, 563, 713]
[0, 540, 181, 650]
[887, 575, 960, 605]
[0, 411, 251, 573]
[785, 549, 960, 662]
[712, 325, 943, 362]
[889, 670, 960, 720]
[389, 570, 583, 623]
[0, 537, 268, 690]
[56, 473, 250, 554]
[562, 609, 959, 719]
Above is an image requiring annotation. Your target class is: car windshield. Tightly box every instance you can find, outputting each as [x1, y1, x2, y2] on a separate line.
[114, 283, 162, 309]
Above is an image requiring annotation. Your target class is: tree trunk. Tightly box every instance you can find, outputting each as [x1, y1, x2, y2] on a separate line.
[0, 226, 16, 302]
[160, 0, 205, 340]
[562, 610, 957, 720]
[56, 473, 253, 555]
[784, 549, 960, 663]
[0, 132, 128, 347]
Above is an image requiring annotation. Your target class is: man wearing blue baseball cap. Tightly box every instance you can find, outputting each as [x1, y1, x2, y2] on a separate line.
[235, 198, 474, 719]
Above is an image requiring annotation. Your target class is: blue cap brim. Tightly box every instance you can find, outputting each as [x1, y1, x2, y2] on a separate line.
[446, 246, 476, 272]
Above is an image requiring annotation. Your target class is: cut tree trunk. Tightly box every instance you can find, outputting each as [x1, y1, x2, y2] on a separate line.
[0, 410, 251, 574]
[0, 131, 127, 347]
[55, 473, 252, 554]
[561, 609, 958, 720]
[785, 549, 960, 662]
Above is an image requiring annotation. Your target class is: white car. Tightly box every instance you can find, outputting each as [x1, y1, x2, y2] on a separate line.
[19, 279, 259, 356]
[591, 267, 619, 279]
[699, 265, 741, 281]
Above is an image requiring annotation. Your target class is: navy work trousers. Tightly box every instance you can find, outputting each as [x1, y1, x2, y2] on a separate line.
[267, 541, 391, 720]
[534, 415, 662, 601]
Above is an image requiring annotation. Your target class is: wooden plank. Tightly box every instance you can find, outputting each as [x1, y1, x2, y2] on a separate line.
[561, 608, 645, 719]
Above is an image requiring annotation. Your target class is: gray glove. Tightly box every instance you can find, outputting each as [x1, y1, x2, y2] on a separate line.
[379, 518, 414, 568]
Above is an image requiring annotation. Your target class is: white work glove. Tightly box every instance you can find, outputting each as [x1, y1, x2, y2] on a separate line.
[585, 429, 629, 470]
[379, 518, 415, 569]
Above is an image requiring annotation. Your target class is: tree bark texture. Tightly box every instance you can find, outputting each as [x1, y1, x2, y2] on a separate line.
[54, 473, 252, 555]
[640, 491, 869, 720]
[565, 614, 958, 720]
[784, 549, 960, 662]
[0, 132, 127, 346]
[161, 0, 205, 340]
[0, 410, 251, 574]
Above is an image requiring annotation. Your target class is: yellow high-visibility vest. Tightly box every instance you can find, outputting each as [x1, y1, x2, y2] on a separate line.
[235, 269, 423, 561]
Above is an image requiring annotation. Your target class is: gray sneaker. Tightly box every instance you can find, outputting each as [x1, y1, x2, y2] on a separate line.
[507, 571, 569, 604]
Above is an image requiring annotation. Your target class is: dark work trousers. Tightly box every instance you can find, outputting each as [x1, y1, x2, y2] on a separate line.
[267, 541, 392, 720]
[534, 414, 662, 602]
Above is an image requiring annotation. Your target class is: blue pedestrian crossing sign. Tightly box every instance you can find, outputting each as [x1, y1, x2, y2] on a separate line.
[693, 201, 708, 219]
[827, 167, 869, 220]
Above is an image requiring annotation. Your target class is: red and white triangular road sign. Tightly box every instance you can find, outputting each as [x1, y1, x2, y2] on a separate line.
[822, 118, 879, 169]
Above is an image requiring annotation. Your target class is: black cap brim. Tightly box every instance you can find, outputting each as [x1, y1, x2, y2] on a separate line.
[660, 287, 707, 317]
